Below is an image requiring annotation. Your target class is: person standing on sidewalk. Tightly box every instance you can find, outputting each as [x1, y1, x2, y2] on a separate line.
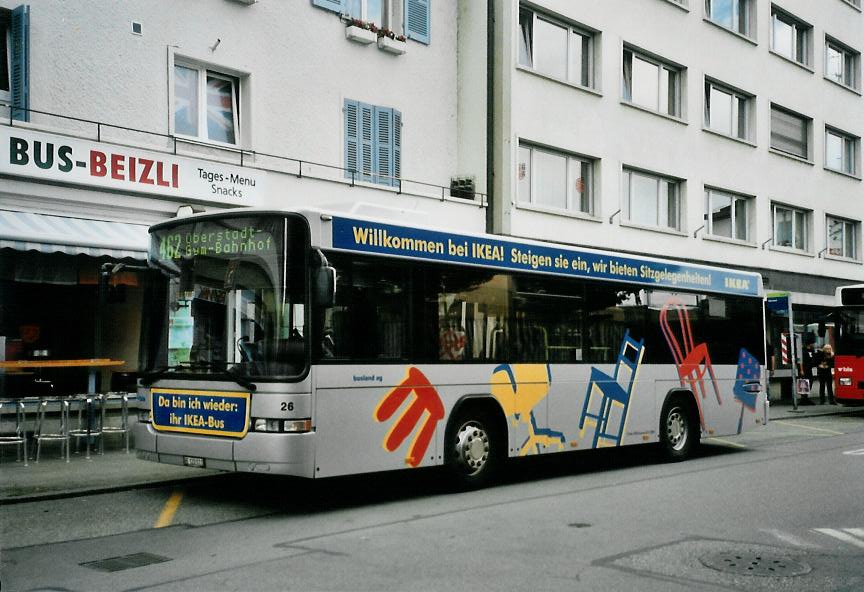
[814, 344, 836, 405]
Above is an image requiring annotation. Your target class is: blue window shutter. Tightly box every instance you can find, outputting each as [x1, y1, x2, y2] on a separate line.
[393, 110, 402, 185]
[405, 0, 429, 45]
[10, 5, 30, 122]
[312, 0, 345, 14]
[374, 107, 394, 186]
[359, 103, 374, 182]
[344, 100, 360, 181]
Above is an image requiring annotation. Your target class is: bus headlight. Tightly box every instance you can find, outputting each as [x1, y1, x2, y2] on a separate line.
[839, 378, 853, 386]
[284, 419, 312, 433]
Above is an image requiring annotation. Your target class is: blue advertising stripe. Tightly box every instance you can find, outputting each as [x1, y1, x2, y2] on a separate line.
[151, 389, 250, 438]
[331, 217, 761, 297]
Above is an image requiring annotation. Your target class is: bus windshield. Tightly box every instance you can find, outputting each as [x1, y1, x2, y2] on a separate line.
[837, 309, 864, 357]
[148, 215, 309, 380]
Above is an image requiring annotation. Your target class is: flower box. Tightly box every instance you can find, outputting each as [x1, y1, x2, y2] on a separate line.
[345, 25, 377, 45]
[377, 35, 406, 55]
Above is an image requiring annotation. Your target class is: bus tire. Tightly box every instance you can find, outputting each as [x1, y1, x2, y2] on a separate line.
[445, 405, 503, 488]
[659, 394, 699, 462]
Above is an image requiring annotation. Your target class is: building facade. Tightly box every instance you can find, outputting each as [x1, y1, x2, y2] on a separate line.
[0, 0, 487, 394]
[490, 0, 864, 381]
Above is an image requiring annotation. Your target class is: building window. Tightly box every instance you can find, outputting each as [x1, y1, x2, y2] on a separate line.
[771, 6, 811, 67]
[622, 168, 681, 231]
[773, 203, 809, 250]
[518, 7, 595, 88]
[623, 47, 683, 118]
[827, 216, 858, 259]
[704, 79, 752, 141]
[705, 0, 752, 37]
[174, 63, 239, 145]
[825, 37, 859, 90]
[770, 105, 810, 159]
[344, 99, 401, 187]
[825, 127, 859, 176]
[706, 188, 751, 241]
[517, 144, 593, 214]
[0, 5, 28, 121]
[313, 0, 429, 44]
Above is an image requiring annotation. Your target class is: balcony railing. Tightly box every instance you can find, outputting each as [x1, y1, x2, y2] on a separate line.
[2, 106, 487, 207]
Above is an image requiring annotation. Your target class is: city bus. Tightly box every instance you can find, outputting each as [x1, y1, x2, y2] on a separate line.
[832, 284, 864, 405]
[134, 208, 767, 486]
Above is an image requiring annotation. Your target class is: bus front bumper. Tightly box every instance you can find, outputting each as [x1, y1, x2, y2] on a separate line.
[133, 423, 316, 478]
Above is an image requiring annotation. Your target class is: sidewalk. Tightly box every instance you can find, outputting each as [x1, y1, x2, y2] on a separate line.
[1, 400, 860, 505]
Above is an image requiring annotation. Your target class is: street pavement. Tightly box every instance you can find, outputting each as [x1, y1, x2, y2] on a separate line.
[1, 399, 856, 504]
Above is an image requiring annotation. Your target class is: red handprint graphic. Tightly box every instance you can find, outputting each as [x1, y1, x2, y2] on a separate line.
[374, 367, 445, 467]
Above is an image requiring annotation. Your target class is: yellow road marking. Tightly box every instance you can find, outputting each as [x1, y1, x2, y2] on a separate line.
[154, 489, 184, 528]
[775, 421, 843, 436]
[705, 437, 748, 449]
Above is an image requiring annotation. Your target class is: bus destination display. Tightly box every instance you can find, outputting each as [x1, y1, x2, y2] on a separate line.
[155, 223, 276, 261]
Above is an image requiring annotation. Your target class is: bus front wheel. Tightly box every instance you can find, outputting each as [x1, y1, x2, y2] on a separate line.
[659, 396, 699, 462]
[446, 408, 503, 488]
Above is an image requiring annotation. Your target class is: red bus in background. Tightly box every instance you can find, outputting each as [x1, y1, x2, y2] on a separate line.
[834, 285, 864, 405]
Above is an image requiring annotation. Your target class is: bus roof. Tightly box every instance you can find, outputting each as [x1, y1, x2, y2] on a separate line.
[149, 206, 764, 298]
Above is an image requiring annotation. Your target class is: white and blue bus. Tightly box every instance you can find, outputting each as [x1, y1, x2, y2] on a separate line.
[134, 208, 767, 486]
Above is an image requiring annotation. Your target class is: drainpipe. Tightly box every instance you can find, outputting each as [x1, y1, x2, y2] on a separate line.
[486, 0, 495, 234]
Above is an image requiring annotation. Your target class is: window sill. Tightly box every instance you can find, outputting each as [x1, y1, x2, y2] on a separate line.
[768, 49, 815, 74]
[619, 221, 688, 237]
[516, 202, 603, 223]
[768, 148, 814, 166]
[173, 133, 243, 152]
[768, 245, 815, 258]
[702, 17, 757, 46]
[515, 66, 603, 98]
[703, 234, 758, 248]
[823, 76, 862, 96]
[841, 0, 862, 12]
[823, 166, 862, 181]
[823, 252, 862, 264]
[660, 0, 690, 12]
[620, 100, 688, 126]
[702, 126, 757, 147]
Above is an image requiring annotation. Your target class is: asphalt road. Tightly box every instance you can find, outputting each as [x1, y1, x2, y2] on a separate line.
[2, 411, 863, 591]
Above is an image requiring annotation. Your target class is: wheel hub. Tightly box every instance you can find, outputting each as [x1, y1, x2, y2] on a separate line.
[667, 408, 687, 451]
[455, 422, 489, 474]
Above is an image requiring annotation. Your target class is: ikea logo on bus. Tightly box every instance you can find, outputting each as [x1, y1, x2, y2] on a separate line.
[724, 277, 751, 291]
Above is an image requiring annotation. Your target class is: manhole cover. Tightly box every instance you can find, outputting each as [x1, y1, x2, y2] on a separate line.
[700, 552, 811, 577]
[80, 552, 172, 573]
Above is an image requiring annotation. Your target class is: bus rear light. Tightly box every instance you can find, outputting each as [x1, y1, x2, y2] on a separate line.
[839, 378, 853, 386]
[253, 419, 282, 432]
[284, 419, 312, 433]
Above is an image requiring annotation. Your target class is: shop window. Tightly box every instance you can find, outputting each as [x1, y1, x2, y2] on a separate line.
[173, 61, 240, 145]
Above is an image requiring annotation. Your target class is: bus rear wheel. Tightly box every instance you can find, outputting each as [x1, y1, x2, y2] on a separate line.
[659, 396, 699, 462]
[446, 408, 502, 488]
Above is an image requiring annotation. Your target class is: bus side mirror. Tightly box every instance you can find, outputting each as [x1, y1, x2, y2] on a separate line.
[313, 266, 336, 308]
[817, 321, 826, 338]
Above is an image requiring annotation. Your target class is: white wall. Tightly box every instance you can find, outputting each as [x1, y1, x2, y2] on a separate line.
[497, 0, 864, 287]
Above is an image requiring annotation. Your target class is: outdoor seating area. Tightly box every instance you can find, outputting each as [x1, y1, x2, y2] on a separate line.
[0, 388, 134, 467]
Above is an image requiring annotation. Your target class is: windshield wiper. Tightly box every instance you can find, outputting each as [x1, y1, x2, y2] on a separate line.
[141, 362, 257, 391]
[187, 361, 258, 392]
[141, 364, 186, 386]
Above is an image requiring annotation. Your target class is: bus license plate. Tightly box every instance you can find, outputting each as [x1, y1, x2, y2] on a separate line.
[183, 456, 205, 468]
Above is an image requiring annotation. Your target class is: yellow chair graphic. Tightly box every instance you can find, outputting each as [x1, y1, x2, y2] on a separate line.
[491, 363, 566, 456]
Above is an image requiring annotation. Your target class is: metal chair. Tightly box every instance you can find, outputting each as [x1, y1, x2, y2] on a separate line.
[33, 396, 71, 463]
[101, 391, 130, 453]
[69, 394, 104, 460]
[0, 399, 29, 466]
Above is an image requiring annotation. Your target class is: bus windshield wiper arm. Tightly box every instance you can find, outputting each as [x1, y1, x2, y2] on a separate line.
[188, 361, 258, 392]
[140, 364, 188, 386]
